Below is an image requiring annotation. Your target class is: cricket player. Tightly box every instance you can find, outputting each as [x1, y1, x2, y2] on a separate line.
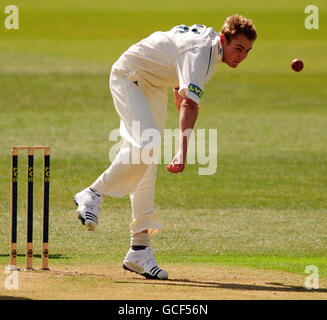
[74, 15, 257, 280]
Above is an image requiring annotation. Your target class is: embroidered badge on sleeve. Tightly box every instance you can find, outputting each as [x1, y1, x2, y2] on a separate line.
[188, 83, 203, 98]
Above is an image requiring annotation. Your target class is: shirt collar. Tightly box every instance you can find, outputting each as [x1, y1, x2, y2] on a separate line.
[217, 34, 224, 63]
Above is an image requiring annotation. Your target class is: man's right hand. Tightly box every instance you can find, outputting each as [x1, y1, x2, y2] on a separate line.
[167, 96, 199, 174]
[166, 152, 185, 173]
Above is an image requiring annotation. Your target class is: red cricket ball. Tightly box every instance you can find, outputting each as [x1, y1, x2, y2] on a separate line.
[291, 59, 304, 72]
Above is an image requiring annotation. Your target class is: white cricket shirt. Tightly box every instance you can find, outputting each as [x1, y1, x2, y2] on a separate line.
[113, 24, 223, 105]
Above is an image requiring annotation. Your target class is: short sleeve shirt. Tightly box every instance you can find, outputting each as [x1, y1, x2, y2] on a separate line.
[114, 24, 223, 105]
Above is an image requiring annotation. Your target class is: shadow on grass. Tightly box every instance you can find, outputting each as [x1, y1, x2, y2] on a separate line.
[0, 296, 32, 300]
[115, 278, 327, 293]
[0, 254, 70, 260]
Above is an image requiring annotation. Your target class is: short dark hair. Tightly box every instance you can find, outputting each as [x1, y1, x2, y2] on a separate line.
[220, 14, 257, 42]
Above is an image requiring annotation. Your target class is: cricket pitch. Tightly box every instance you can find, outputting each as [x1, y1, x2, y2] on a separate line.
[1, 264, 326, 300]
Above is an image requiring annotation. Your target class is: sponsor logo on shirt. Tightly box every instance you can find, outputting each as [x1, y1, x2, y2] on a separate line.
[188, 83, 203, 98]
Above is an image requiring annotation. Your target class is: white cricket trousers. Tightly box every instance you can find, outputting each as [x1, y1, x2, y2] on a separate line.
[91, 66, 168, 236]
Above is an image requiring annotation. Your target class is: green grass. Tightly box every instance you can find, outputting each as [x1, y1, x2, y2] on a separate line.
[0, 0, 326, 282]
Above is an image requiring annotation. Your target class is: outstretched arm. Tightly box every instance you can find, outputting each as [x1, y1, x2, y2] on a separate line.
[166, 95, 199, 173]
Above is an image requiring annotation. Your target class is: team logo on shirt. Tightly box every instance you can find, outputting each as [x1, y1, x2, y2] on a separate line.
[188, 83, 203, 98]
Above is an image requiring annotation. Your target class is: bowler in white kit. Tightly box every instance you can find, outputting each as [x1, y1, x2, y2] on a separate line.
[74, 14, 257, 279]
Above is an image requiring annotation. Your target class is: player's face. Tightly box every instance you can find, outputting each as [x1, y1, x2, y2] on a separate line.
[221, 34, 254, 68]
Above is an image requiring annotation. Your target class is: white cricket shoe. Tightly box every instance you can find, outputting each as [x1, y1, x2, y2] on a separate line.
[123, 247, 168, 280]
[74, 187, 103, 231]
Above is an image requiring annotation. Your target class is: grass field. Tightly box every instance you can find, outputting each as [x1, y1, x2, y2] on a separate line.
[0, 0, 326, 299]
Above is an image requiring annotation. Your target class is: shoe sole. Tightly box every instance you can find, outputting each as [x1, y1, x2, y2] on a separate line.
[74, 196, 97, 231]
[123, 261, 144, 274]
[122, 261, 168, 280]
